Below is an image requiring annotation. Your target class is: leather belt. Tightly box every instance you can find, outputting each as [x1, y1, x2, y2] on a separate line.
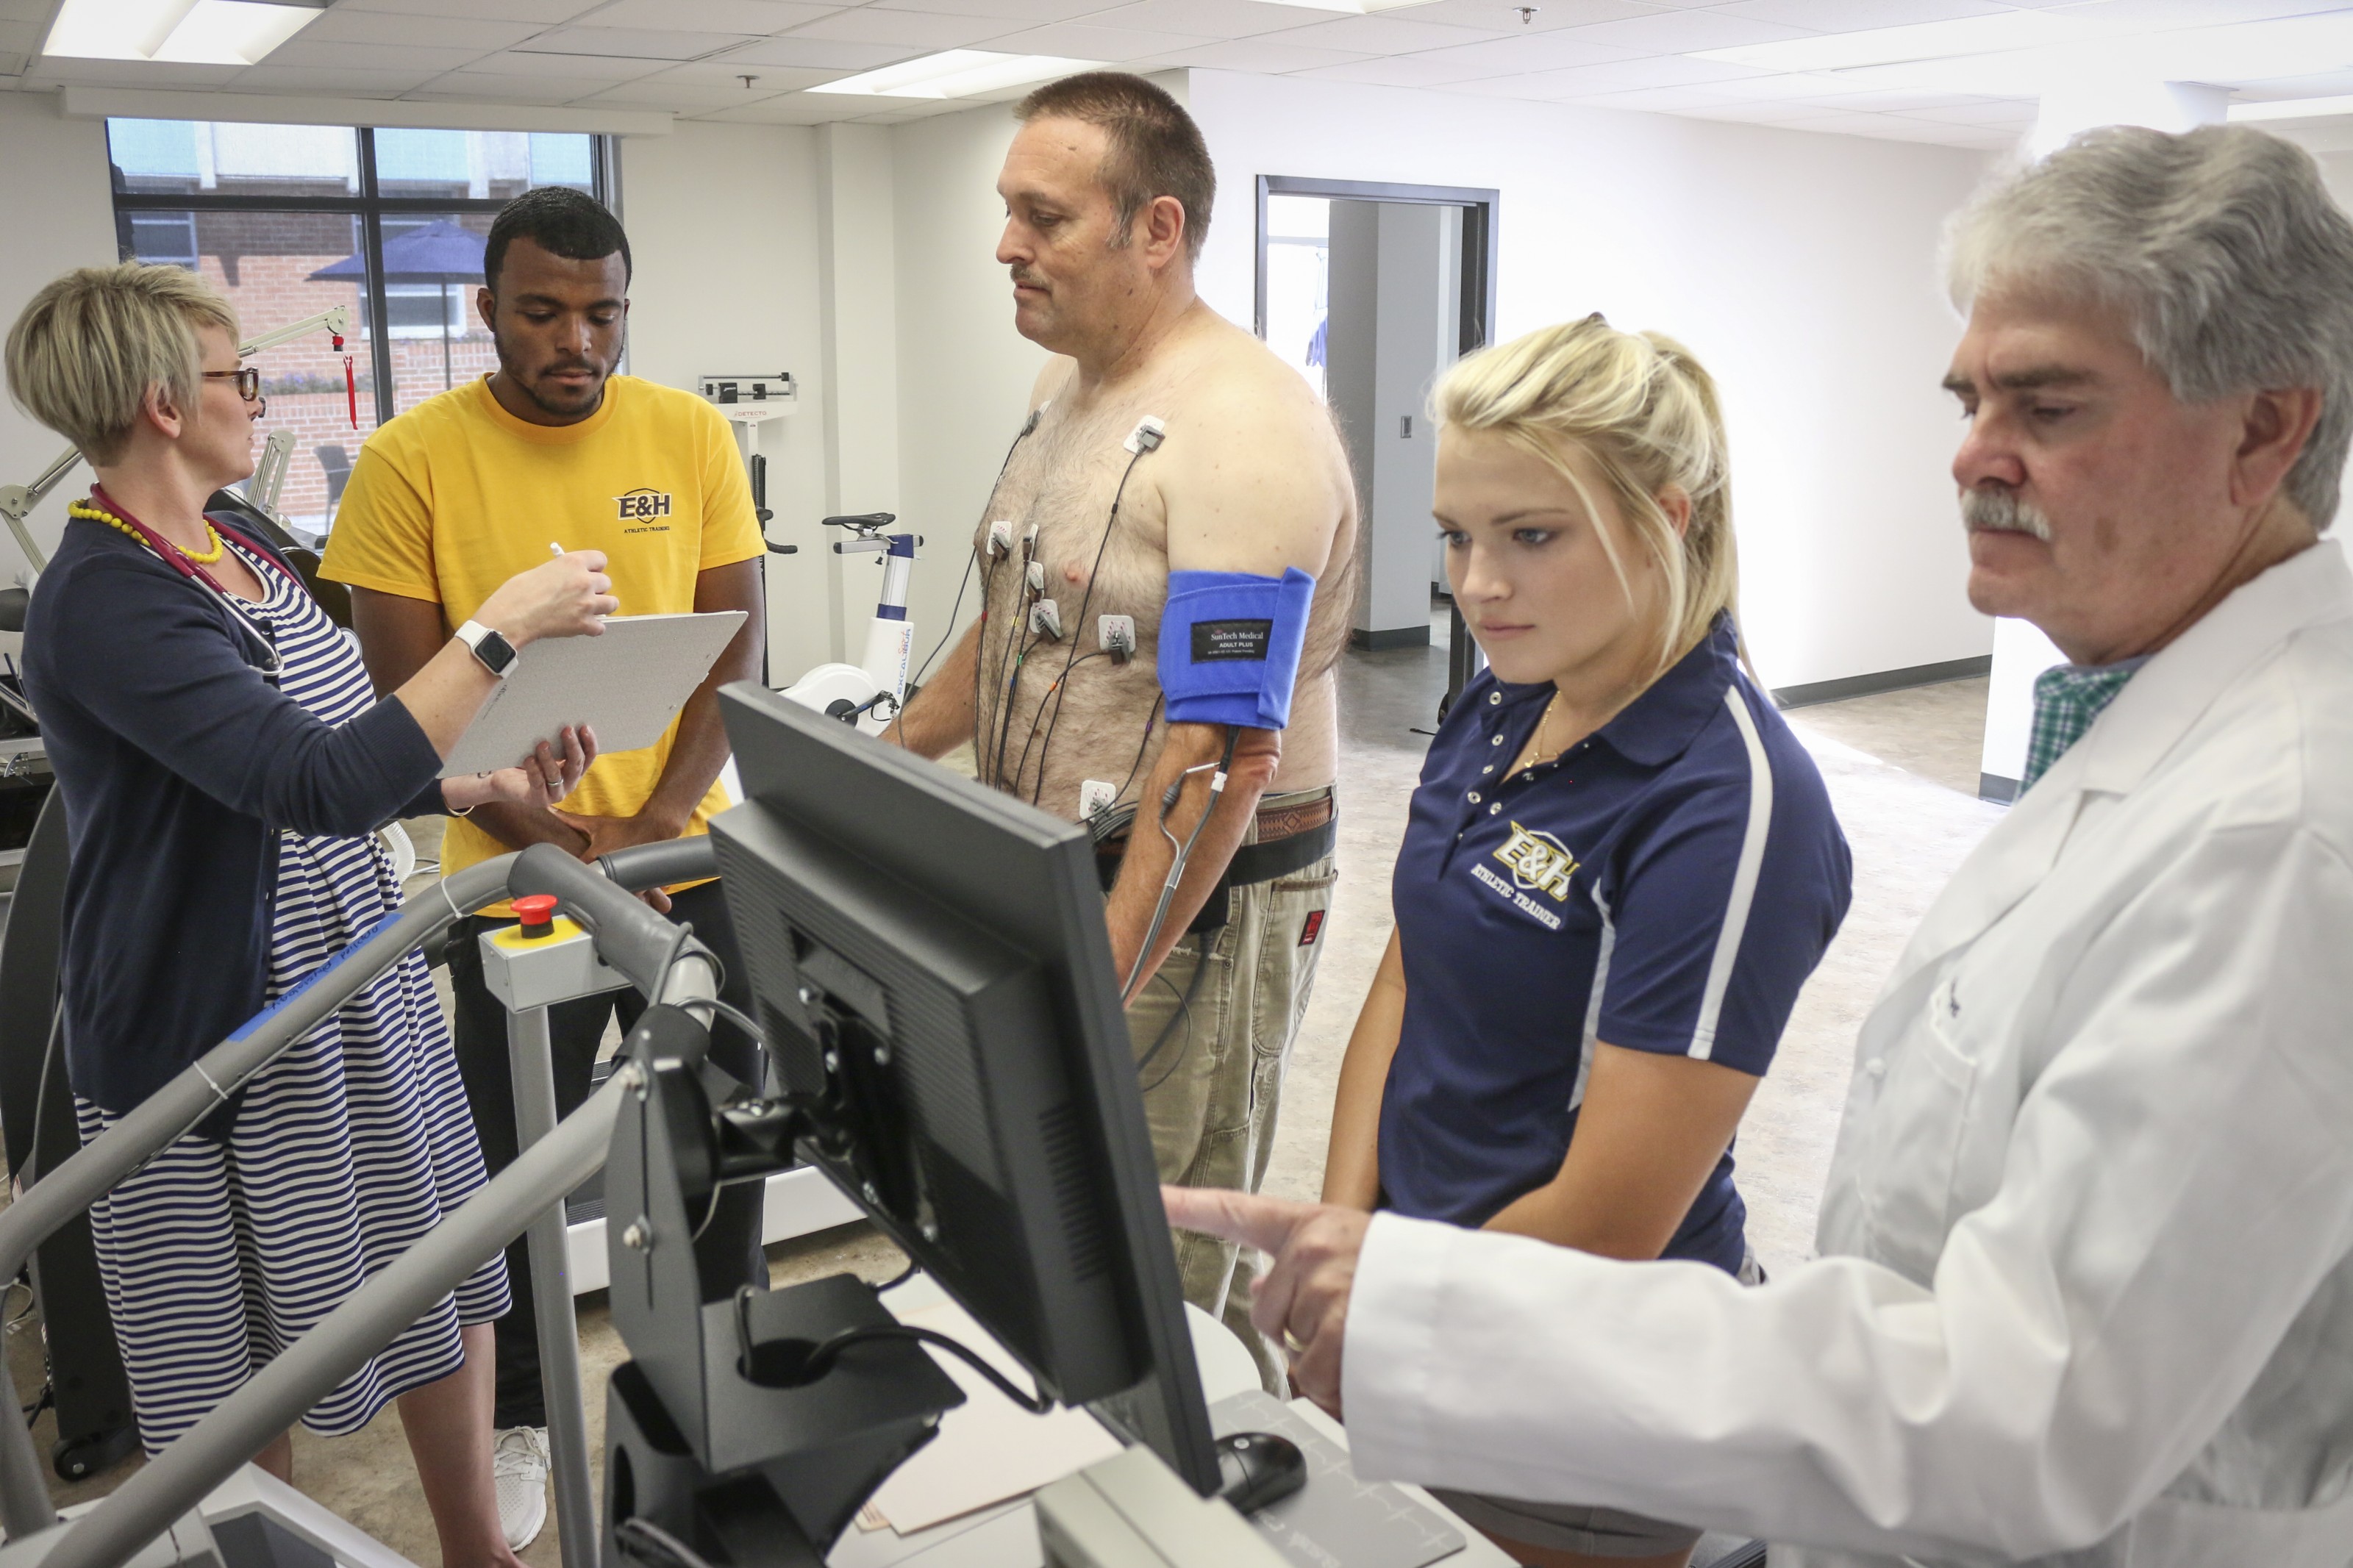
[1096, 792, 1338, 934]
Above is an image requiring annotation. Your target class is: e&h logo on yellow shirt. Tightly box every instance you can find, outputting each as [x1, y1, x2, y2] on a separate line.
[617, 487, 674, 529]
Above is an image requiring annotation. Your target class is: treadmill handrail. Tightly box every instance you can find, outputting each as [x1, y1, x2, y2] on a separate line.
[0, 843, 718, 1542]
[40, 1073, 638, 1568]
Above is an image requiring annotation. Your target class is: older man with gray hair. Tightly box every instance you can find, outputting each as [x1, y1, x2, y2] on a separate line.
[1169, 123, 2353, 1568]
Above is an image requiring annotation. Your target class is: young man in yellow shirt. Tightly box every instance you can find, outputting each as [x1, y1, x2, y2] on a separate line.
[320, 187, 767, 1551]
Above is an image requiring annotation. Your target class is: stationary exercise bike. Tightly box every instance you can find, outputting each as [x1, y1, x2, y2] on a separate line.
[768, 512, 921, 734]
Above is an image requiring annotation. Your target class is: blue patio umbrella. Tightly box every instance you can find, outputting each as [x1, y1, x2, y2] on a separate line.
[310, 220, 488, 390]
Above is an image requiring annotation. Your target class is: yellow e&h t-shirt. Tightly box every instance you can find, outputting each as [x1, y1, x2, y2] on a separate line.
[321, 373, 763, 907]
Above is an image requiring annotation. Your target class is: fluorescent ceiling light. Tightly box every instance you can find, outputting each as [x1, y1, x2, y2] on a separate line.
[1693, 11, 2103, 74]
[812, 50, 1104, 99]
[2231, 94, 2353, 123]
[43, 0, 321, 64]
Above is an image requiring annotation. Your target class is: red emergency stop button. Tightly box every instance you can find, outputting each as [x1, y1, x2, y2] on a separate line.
[514, 894, 559, 939]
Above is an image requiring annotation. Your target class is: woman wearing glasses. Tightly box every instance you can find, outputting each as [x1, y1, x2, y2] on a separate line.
[7, 264, 610, 1568]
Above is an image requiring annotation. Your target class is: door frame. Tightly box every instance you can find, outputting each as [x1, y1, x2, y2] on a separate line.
[1255, 176, 1499, 702]
[1252, 175, 1500, 359]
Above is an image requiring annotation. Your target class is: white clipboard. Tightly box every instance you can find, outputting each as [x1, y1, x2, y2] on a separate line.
[439, 610, 746, 778]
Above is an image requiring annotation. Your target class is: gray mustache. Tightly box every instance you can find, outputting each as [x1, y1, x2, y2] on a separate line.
[1962, 488, 2052, 542]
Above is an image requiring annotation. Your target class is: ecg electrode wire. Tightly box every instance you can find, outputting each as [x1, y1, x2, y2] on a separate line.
[985, 530, 1038, 785]
[1024, 444, 1152, 806]
[915, 412, 1038, 691]
[1010, 648, 1113, 808]
[1114, 695, 1164, 806]
[990, 594, 1045, 789]
[1120, 726, 1241, 1006]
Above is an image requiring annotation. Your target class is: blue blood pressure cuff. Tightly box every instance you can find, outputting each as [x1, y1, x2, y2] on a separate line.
[1158, 567, 1316, 730]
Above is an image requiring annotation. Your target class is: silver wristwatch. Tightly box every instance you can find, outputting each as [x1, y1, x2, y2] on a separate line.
[456, 619, 519, 679]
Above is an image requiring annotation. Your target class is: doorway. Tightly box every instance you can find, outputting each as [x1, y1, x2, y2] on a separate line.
[1255, 176, 1498, 706]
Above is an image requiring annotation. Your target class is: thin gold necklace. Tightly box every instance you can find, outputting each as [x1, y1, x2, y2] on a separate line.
[1528, 690, 1565, 772]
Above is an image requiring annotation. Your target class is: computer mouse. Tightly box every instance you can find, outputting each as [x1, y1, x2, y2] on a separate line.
[1215, 1430, 1307, 1514]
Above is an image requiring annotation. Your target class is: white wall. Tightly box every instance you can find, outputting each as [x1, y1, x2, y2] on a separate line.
[618, 121, 832, 684]
[1184, 71, 1996, 690]
[0, 93, 121, 579]
[888, 101, 1049, 673]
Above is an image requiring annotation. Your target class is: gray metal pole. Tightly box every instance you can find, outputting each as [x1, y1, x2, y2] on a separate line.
[508, 1005, 598, 1568]
[38, 1070, 635, 1568]
[0, 857, 517, 1542]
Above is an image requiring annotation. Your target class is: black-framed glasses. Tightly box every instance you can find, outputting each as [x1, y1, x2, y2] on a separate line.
[201, 366, 263, 402]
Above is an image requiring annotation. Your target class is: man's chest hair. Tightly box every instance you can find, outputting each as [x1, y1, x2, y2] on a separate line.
[979, 395, 1176, 632]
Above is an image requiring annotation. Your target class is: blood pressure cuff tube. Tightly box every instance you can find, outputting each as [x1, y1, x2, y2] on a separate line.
[1157, 567, 1316, 730]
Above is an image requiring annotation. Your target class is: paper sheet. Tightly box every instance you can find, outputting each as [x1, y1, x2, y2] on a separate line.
[864, 1289, 1124, 1535]
[440, 610, 745, 778]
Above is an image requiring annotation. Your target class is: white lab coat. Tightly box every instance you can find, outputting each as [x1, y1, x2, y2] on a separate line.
[1342, 543, 2353, 1567]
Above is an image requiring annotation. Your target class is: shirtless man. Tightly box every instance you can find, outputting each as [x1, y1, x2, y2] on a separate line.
[888, 72, 1355, 1384]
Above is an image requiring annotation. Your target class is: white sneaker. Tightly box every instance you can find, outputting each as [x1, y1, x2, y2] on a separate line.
[493, 1425, 551, 1551]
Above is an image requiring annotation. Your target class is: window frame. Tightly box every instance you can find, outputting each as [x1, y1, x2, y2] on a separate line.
[107, 126, 614, 426]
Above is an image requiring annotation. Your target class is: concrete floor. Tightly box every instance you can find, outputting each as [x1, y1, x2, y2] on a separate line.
[4, 645, 2003, 1565]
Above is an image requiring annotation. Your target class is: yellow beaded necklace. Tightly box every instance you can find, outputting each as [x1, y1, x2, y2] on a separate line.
[68, 498, 225, 565]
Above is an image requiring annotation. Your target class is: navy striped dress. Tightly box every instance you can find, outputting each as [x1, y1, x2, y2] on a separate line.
[76, 539, 510, 1453]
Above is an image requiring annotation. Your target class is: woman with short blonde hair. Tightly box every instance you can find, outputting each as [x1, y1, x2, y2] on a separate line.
[8, 262, 613, 1568]
[1319, 315, 1850, 1568]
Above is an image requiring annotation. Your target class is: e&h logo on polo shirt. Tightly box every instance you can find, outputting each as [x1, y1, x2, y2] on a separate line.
[615, 488, 674, 531]
[1494, 822, 1578, 902]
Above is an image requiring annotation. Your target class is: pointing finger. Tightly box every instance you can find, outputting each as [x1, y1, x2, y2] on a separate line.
[1162, 1185, 1315, 1257]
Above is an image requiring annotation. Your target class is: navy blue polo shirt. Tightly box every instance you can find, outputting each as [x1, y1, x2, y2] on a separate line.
[1381, 615, 1851, 1272]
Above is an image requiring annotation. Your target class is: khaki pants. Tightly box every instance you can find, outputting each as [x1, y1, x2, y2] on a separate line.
[1124, 817, 1336, 1392]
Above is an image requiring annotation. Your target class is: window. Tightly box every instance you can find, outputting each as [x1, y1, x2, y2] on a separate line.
[105, 119, 610, 534]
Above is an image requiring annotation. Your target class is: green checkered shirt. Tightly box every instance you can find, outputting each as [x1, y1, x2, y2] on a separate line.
[2021, 659, 2145, 793]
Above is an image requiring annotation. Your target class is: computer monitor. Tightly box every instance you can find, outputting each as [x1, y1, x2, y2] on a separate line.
[709, 682, 1223, 1497]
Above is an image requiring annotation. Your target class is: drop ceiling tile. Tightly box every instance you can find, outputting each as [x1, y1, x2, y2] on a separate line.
[576, 0, 840, 30]
[1899, 98, 2039, 123]
[0, 0, 47, 23]
[979, 21, 1207, 57]
[1493, 53, 1771, 93]
[1570, 83, 1754, 109]
[1683, 99, 1831, 121]
[517, 26, 760, 59]
[1292, 51, 1529, 85]
[343, 0, 608, 22]
[866, 0, 1109, 18]
[1777, 87, 2005, 111]
[2048, 0, 2352, 24]
[1707, 0, 2008, 29]
[784, 8, 1022, 46]
[624, 57, 837, 85]
[713, 34, 919, 65]
[1696, 69, 1874, 99]
[1549, 10, 1817, 51]
[449, 48, 671, 79]
[691, 91, 869, 121]
[1132, 37, 1376, 70]
[404, 73, 618, 101]
[298, 9, 546, 49]
[1077, 0, 1328, 40]
[573, 78, 791, 106]
[264, 39, 499, 72]
[1260, 14, 1515, 51]
[1385, 30, 1644, 74]
[1381, 0, 1668, 32]
[0, 18, 31, 50]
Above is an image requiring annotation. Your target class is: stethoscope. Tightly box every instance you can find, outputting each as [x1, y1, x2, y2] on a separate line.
[87, 487, 296, 683]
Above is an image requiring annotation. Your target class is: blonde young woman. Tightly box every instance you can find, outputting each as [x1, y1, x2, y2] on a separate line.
[1319, 317, 1852, 1568]
[6, 264, 613, 1568]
